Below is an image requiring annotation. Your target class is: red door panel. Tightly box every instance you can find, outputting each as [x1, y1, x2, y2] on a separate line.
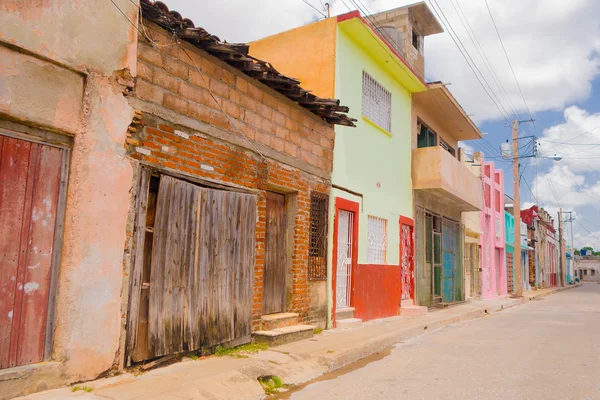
[0, 136, 63, 369]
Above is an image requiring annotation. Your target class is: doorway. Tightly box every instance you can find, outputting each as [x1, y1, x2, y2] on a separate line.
[262, 192, 288, 315]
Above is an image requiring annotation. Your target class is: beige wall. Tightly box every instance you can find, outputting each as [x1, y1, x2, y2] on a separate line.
[411, 101, 459, 152]
[0, 0, 138, 390]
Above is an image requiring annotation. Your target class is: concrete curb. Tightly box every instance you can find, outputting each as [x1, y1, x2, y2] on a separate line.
[15, 284, 584, 400]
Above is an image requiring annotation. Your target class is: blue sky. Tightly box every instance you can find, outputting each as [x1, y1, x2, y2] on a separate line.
[158, 0, 600, 248]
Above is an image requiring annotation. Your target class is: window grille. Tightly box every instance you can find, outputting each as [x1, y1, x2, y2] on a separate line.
[362, 71, 392, 133]
[367, 216, 387, 264]
[308, 192, 329, 280]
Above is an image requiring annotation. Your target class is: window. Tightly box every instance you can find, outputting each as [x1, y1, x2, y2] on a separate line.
[308, 192, 329, 280]
[584, 269, 588, 275]
[592, 269, 596, 276]
[368, 216, 387, 264]
[439, 138, 456, 156]
[412, 30, 422, 52]
[362, 71, 392, 133]
[417, 121, 437, 148]
[484, 184, 491, 208]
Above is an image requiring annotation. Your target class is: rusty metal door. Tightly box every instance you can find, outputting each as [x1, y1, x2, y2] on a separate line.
[0, 136, 63, 369]
[263, 192, 287, 314]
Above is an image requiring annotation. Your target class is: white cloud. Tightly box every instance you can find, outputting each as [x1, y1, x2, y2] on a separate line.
[537, 106, 600, 172]
[458, 141, 474, 155]
[573, 230, 600, 250]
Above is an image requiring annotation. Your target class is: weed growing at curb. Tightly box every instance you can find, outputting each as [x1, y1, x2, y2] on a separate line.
[258, 375, 286, 395]
[314, 328, 323, 335]
[215, 342, 269, 358]
[71, 386, 93, 393]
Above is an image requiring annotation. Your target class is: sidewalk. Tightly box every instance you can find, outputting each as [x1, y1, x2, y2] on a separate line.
[16, 284, 582, 400]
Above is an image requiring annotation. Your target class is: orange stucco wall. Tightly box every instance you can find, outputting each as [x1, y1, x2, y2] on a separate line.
[249, 18, 337, 99]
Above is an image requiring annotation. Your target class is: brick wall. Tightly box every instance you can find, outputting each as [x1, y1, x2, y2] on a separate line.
[134, 22, 334, 174]
[127, 21, 336, 328]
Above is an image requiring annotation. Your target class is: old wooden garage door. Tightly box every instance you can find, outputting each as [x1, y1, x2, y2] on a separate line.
[0, 135, 64, 369]
[127, 173, 257, 362]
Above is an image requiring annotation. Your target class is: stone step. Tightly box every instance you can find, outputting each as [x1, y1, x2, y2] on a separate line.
[335, 307, 355, 320]
[260, 312, 299, 331]
[400, 305, 428, 317]
[336, 318, 362, 329]
[435, 302, 450, 309]
[253, 324, 315, 347]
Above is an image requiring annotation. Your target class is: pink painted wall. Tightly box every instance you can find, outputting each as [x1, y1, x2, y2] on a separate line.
[479, 160, 506, 299]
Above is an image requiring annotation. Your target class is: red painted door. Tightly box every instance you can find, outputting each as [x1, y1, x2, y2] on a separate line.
[400, 218, 415, 301]
[0, 135, 63, 369]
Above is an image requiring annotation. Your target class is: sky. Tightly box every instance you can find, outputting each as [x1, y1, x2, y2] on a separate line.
[157, 0, 600, 249]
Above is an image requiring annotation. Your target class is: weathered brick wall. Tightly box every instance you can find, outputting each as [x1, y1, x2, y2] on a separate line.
[126, 21, 336, 328]
[134, 22, 334, 173]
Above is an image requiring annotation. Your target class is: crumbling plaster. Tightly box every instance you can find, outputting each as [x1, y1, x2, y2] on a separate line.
[0, 0, 139, 386]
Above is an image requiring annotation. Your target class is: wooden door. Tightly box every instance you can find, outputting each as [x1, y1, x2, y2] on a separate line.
[127, 174, 257, 361]
[262, 192, 287, 315]
[0, 136, 64, 369]
[400, 218, 414, 301]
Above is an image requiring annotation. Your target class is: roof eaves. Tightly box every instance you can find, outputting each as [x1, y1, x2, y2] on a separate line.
[139, 0, 356, 127]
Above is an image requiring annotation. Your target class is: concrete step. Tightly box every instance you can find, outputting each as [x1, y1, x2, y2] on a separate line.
[260, 312, 299, 331]
[435, 302, 450, 309]
[400, 305, 428, 317]
[253, 324, 315, 347]
[336, 318, 362, 329]
[335, 307, 355, 320]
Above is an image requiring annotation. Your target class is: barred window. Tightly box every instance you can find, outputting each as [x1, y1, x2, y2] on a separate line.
[308, 192, 329, 280]
[367, 216, 387, 264]
[362, 71, 392, 133]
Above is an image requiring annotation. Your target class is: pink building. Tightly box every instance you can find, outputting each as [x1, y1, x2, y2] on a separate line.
[479, 159, 507, 298]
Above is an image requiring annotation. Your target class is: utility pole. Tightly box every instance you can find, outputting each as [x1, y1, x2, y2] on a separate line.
[513, 120, 523, 297]
[558, 209, 564, 287]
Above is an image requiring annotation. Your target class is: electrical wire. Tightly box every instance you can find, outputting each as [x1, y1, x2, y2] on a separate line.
[301, 0, 327, 18]
[483, 0, 534, 126]
[427, 0, 510, 123]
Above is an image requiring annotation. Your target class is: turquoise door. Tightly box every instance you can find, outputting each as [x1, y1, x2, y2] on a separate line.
[442, 220, 456, 302]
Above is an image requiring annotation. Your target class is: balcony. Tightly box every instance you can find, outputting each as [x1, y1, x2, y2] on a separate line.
[412, 146, 482, 212]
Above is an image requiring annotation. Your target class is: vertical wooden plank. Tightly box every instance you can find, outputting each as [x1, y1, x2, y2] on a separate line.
[44, 148, 70, 361]
[263, 192, 287, 314]
[126, 168, 150, 361]
[234, 194, 256, 339]
[0, 137, 32, 368]
[15, 145, 62, 366]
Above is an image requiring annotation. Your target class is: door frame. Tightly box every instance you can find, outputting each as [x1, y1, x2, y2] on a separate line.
[332, 197, 359, 327]
[399, 216, 415, 302]
[0, 121, 71, 363]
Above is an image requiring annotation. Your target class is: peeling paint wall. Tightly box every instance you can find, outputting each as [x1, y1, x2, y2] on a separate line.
[0, 0, 138, 393]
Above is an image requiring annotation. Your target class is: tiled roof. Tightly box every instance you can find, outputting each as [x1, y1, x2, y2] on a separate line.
[140, 0, 356, 127]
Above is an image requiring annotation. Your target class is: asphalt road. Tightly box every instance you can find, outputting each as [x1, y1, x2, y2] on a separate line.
[288, 284, 600, 400]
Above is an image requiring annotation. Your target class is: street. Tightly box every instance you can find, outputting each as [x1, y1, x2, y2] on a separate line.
[286, 284, 600, 400]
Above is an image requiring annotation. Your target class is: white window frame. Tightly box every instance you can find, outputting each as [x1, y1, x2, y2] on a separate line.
[367, 216, 388, 264]
[362, 71, 392, 134]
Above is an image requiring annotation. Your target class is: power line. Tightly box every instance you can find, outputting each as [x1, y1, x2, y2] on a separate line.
[542, 124, 600, 153]
[483, 0, 534, 125]
[301, 0, 327, 18]
[426, 0, 510, 122]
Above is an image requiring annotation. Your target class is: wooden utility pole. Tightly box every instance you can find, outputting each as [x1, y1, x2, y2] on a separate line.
[513, 120, 523, 297]
[558, 209, 564, 286]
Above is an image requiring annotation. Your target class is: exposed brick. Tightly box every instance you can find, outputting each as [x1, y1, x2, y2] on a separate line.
[209, 110, 231, 131]
[189, 69, 209, 89]
[240, 94, 259, 112]
[159, 124, 174, 133]
[178, 82, 204, 104]
[275, 125, 289, 141]
[187, 102, 211, 123]
[285, 118, 299, 132]
[136, 79, 164, 104]
[244, 110, 262, 130]
[153, 68, 180, 92]
[222, 99, 241, 119]
[163, 93, 188, 115]
[138, 43, 162, 67]
[271, 137, 285, 153]
[163, 55, 189, 80]
[236, 77, 248, 94]
[220, 68, 235, 86]
[137, 61, 154, 81]
[247, 83, 264, 101]
[201, 57, 222, 80]
[263, 94, 279, 110]
[301, 138, 313, 152]
[255, 130, 271, 146]
[209, 78, 230, 98]
[261, 119, 276, 135]
[284, 142, 299, 158]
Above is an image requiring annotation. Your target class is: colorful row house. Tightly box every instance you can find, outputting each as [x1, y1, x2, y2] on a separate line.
[521, 205, 558, 288]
